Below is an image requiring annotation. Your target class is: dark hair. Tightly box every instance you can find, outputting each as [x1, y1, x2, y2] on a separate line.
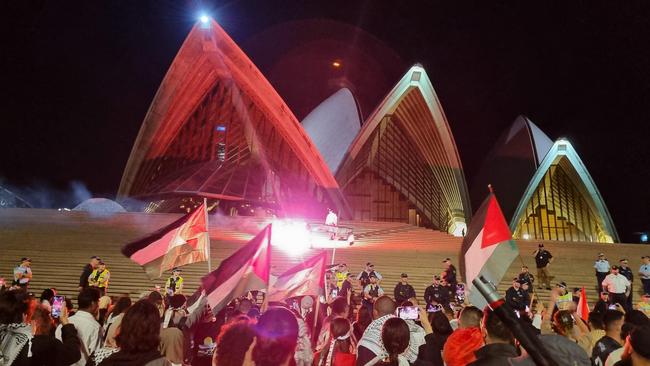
[238, 298, 253, 313]
[215, 320, 256, 366]
[603, 309, 625, 332]
[381, 317, 410, 365]
[588, 311, 604, 330]
[115, 300, 162, 353]
[320, 317, 353, 365]
[356, 304, 372, 328]
[483, 306, 513, 342]
[147, 291, 163, 306]
[252, 307, 299, 366]
[459, 306, 483, 328]
[330, 297, 348, 316]
[40, 289, 55, 304]
[77, 288, 100, 310]
[31, 305, 55, 335]
[429, 311, 453, 336]
[169, 294, 186, 309]
[553, 310, 575, 335]
[624, 310, 650, 327]
[110, 296, 132, 317]
[0, 290, 29, 324]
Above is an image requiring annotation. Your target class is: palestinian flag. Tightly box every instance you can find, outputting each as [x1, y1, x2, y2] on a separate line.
[460, 191, 519, 308]
[577, 287, 589, 322]
[202, 224, 271, 314]
[122, 203, 209, 279]
[267, 251, 327, 302]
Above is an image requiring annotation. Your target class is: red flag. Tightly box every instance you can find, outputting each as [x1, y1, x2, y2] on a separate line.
[577, 287, 589, 322]
[202, 224, 272, 314]
[266, 251, 327, 302]
[122, 203, 209, 279]
[460, 192, 519, 308]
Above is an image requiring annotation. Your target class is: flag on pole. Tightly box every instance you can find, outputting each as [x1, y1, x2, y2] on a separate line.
[577, 287, 590, 322]
[460, 190, 519, 308]
[202, 224, 272, 314]
[122, 203, 209, 279]
[266, 251, 327, 302]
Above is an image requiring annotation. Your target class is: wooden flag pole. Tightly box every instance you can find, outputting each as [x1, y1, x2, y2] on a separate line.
[204, 198, 212, 273]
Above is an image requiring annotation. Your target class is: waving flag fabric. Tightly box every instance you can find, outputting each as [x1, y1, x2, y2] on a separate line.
[122, 203, 209, 279]
[267, 251, 327, 302]
[201, 224, 272, 314]
[460, 191, 519, 308]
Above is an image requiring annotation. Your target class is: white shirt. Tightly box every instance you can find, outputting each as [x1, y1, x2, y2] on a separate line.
[594, 259, 610, 273]
[640, 263, 650, 280]
[602, 273, 630, 294]
[56, 310, 103, 366]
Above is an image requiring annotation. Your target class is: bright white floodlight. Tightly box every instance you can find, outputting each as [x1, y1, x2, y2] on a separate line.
[199, 14, 210, 24]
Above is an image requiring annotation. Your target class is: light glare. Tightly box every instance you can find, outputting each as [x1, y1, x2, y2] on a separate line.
[272, 219, 311, 255]
[199, 14, 210, 24]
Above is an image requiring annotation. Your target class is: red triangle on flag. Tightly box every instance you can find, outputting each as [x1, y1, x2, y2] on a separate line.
[481, 195, 513, 248]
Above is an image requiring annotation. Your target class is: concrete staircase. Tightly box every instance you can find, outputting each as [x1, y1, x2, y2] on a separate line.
[0, 208, 647, 309]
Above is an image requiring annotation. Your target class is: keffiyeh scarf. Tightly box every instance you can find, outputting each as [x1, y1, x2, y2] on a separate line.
[357, 315, 425, 363]
[0, 323, 32, 365]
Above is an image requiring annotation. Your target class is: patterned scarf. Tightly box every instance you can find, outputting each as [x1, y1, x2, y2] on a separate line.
[0, 323, 32, 365]
[357, 315, 425, 363]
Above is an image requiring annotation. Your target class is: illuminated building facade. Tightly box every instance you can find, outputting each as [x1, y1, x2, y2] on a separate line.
[472, 116, 618, 243]
[118, 19, 347, 217]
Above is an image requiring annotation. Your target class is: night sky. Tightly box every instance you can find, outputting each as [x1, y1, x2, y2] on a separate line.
[2, 1, 649, 242]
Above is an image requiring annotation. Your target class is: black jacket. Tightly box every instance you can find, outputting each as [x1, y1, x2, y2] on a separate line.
[394, 283, 416, 304]
[79, 264, 93, 288]
[98, 350, 169, 366]
[424, 285, 450, 305]
[13, 324, 81, 366]
[468, 343, 519, 366]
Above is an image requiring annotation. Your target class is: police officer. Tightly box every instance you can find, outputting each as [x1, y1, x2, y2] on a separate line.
[394, 273, 416, 304]
[424, 275, 449, 308]
[88, 261, 110, 296]
[362, 274, 384, 311]
[165, 267, 184, 298]
[594, 253, 610, 293]
[13, 257, 32, 289]
[442, 258, 457, 288]
[518, 266, 535, 293]
[505, 278, 527, 314]
[357, 262, 382, 289]
[619, 258, 634, 308]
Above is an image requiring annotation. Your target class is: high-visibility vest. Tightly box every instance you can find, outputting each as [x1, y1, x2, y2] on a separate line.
[335, 271, 348, 289]
[165, 276, 184, 295]
[637, 302, 650, 317]
[89, 269, 110, 288]
[556, 292, 573, 310]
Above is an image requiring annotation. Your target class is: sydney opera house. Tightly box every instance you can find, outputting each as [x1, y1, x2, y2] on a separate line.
[118, 18, 616, 242]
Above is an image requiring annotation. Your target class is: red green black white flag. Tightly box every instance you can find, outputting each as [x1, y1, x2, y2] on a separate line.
[266, 251, 327, 302]
[460, 191, 519, 308]
[201, 224, 272, 314]
[122, 203, 209, 279]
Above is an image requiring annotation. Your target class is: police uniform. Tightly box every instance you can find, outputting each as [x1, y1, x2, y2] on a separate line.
[594, 257, 610, 293]
[394, 277, 416, 304]
[424, 283, 449, 306]
[619, 264, 634, 307]
[165, 275, 184, 296]
[88, 268, 110, 295]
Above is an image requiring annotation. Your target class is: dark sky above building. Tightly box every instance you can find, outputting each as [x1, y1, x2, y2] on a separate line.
[2, 1, 649, 241]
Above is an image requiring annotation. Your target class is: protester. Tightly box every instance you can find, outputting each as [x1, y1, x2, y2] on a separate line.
[619, 259, 634, 308]
[421, 310, 453, 366]
[595, 291, 611, 314]
[78, 256, 100, 291]
[357, 263, 382, 289]
[468, 306, 517, 365]
[104, 296, 132, 348]
[612, 325, 650, 366]
[317, 297, 350, 351]
[592, 309, 625, 366]
[352, 305, 372, 345]
[212, 319, 255, 366]
[326, 209, 338, 227]
[367, 317, 411, 366]
[595, 253, 611, 293]
[603, 266, 631, 310]
[13, 257, 33, 289]
[314, 317, 355, 366]
[30, 304, 83, 365]
[533, 244, 553, 290]
[39, 288, 56, 312]
[251, 307, 300, 366]
[442, 307, 484, 366]
[605, 310, 650, 366]
[393, 273, 415, 305]
[640, 256, 650, 296]
[98, 299, 169, 366]
[165, 268, 184, 298]
[88, 261, 110, 296]
[55, 287, 102, 366]
[577, 311, 606, 355]
[442, 258, 457, 288]
[551, 310, 589, 345]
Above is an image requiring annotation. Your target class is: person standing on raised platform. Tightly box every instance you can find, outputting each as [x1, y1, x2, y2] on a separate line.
[78, 256, 100, 292]
[595, 253, 611, 293]
[442, 258, 457, 288]
[394, 273, 416, 304]
[12, 257, 32, 289]
[533, 244, 553, 290]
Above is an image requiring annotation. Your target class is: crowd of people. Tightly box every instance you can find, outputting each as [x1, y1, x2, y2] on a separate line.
[2, 246, 650, 366]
